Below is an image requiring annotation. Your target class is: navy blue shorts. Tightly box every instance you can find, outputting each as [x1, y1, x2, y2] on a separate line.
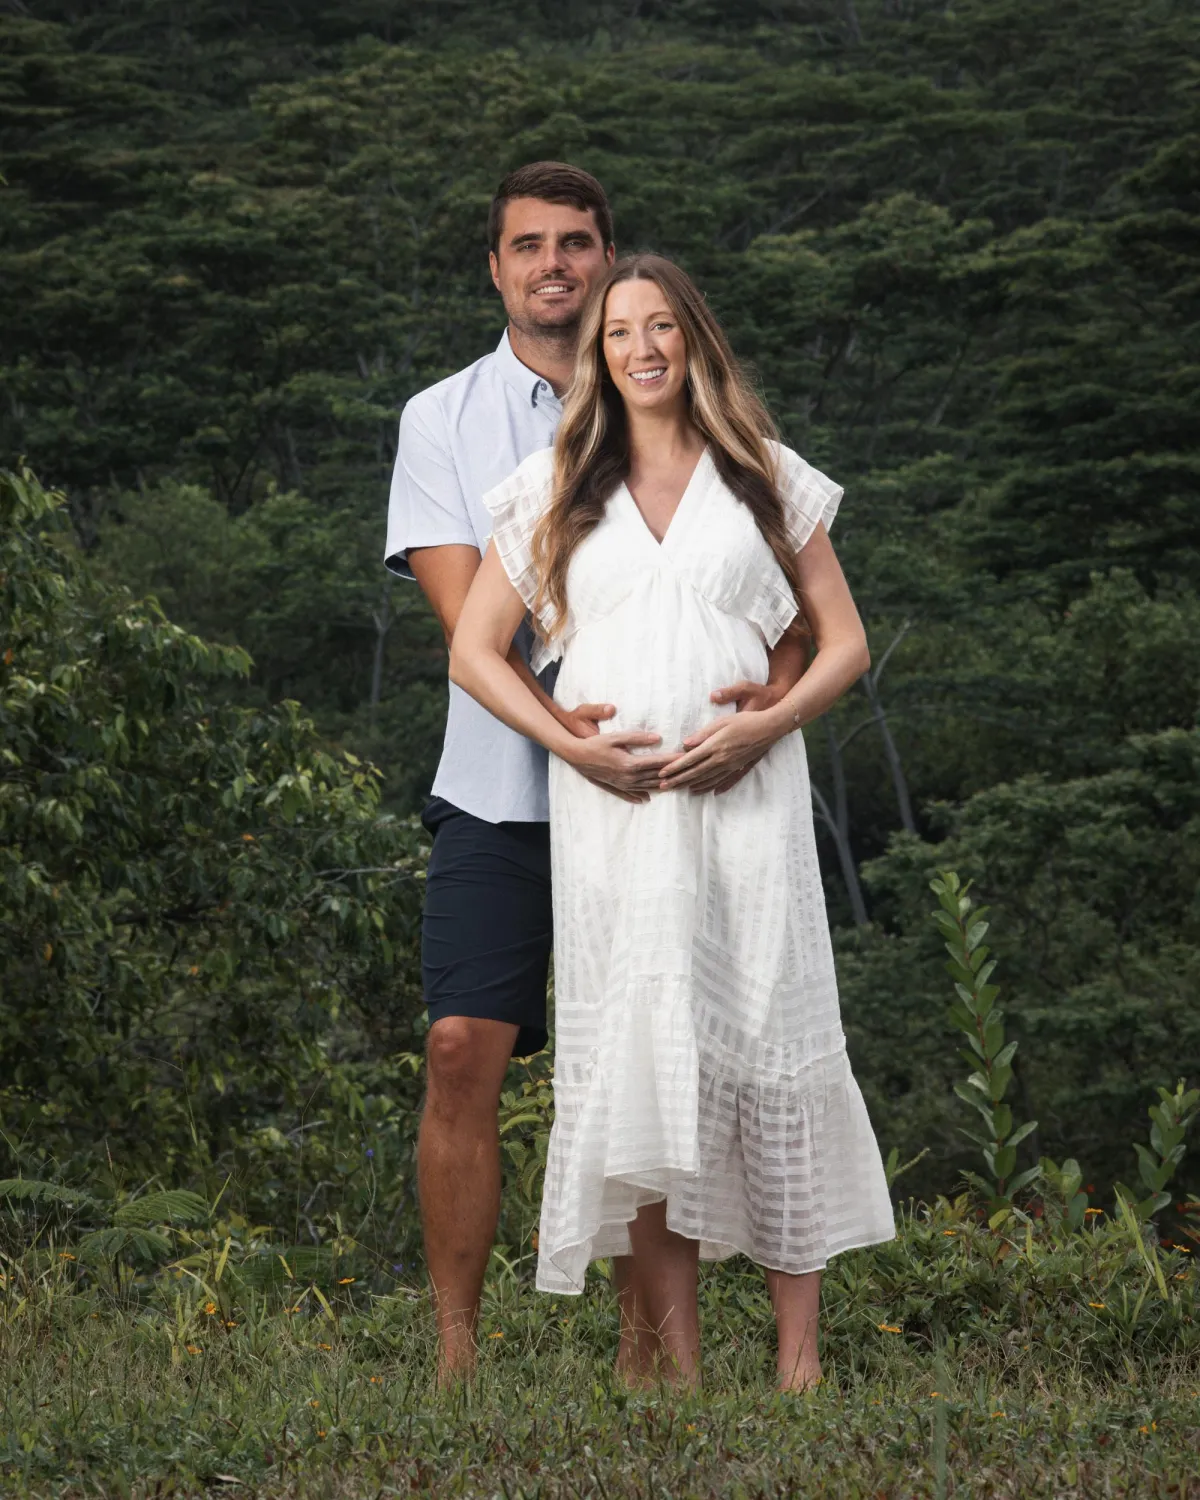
[420, 797, 551, 1058]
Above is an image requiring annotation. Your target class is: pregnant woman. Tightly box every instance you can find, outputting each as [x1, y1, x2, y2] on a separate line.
[450, 254, 894, 1391]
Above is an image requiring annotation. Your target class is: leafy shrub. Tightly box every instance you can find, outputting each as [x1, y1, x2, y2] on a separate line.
[0, 467, 428, 1213]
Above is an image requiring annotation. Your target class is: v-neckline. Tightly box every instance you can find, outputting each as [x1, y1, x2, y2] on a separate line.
[621, 446, 710, 550]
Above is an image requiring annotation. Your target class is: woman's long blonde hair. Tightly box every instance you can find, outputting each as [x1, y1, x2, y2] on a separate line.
[530, 253, 804, 638]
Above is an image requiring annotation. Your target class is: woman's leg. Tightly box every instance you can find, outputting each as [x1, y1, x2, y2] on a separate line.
[612, 1255, 659, 1385]
[765, 1266, 822, 1391]
[626, 1200, 701, 1387]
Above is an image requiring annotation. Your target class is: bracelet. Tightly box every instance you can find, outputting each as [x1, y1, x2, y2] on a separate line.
[784, 694, 802, 731]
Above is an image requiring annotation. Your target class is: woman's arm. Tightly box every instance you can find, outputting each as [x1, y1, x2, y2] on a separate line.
[449, 543, 675, 803]
[657, 524, 868, 793]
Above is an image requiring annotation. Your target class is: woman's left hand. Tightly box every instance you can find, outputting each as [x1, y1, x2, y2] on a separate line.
[656, 708, 785, 795]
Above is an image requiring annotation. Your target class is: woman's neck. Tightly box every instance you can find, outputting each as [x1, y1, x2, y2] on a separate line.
[625, 398, 704, 471]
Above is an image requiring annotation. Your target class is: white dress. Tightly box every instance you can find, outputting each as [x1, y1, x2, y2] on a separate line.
[484, 442, 895, 1294]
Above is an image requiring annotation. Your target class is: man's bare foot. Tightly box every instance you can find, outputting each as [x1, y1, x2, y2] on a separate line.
[435, 1349, 477, 1391]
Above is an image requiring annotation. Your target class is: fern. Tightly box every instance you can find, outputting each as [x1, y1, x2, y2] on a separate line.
[111, 1191, 209, 1228]
[0, 1179, 98, 1212]
[78, 1227, 173, 1262]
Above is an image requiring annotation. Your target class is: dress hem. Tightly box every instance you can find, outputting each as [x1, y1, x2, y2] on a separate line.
[535, 1213, 897, 1296]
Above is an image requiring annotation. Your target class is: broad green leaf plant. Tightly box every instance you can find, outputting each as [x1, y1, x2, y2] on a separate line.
[930, 872, 1040, 1213]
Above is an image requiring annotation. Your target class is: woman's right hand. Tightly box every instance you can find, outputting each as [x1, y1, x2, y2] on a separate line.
[562, 730, 676, 804]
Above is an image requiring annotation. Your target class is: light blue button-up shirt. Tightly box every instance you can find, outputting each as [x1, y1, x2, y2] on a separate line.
[385, 330, 561, 823]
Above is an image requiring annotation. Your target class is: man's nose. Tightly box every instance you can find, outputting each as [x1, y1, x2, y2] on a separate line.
[536, 241, 568, 276]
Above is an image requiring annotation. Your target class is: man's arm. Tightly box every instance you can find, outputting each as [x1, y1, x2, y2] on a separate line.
[408, 544, 614, 740]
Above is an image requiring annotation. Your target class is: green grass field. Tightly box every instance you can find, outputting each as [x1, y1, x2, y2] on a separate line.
[3, 1197, 1197, 1498]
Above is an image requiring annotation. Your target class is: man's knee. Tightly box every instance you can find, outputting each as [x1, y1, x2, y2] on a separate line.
[424, 1017, 509, 1119]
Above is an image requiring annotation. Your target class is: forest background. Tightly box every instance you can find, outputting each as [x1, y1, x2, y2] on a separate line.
[2, 0, 1199, 1249]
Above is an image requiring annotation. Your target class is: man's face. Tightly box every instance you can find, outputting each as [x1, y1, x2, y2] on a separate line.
[489, 197, 614, 338]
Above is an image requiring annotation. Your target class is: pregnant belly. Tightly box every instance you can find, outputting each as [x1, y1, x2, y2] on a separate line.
[554, 599, 769, 752]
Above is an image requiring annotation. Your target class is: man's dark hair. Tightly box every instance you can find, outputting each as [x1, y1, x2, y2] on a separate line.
[488, 161, 614, 255]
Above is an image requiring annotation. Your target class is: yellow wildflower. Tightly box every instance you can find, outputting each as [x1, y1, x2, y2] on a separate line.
[1089, 1302, 1106, 1309]
[489, 1330, 504, 1339]
[58, 1252, 76, 1261]
[204, 1301, 218, 1316]
[317, 1342, 331, 1351]
[878, 1323, 902, 1333]
[337, 1277, 355, 1285]
[186, 1344, 202, 1355]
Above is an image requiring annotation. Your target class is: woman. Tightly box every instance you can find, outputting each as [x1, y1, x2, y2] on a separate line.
[450, 254, 894, 1391]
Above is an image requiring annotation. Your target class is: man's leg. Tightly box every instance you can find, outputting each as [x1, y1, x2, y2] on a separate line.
[418, 1014, 520, 1383]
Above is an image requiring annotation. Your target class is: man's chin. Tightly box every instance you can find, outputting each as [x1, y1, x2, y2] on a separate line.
[518, 301, 583, 335]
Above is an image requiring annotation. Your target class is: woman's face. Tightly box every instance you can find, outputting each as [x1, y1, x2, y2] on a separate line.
[601, 277, 688, 413]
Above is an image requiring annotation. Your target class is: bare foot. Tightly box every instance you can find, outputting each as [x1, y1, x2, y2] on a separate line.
[435, 1350, 476, 1391]
[778, 1362, 823, 1394]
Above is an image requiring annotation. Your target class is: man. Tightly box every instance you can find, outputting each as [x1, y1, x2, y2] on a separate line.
[385, 161, 806, 1381]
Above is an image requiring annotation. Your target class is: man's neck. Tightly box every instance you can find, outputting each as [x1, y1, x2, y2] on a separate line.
[507, 322, 579, 397]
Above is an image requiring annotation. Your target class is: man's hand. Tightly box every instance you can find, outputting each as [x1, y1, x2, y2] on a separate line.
[554, 701, 617, 740]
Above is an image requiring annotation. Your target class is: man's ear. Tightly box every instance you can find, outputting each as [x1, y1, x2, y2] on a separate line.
[605, 243, 616, 267]
[488, 249, 502, 291]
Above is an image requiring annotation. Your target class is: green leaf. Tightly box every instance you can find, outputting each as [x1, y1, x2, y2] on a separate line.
[112, 1190, 209, 1227]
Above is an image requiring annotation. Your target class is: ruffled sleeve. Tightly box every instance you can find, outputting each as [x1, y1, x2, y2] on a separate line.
[775, 442, 843, 552]
[481, 447, 560, 670]
[745, 444, 845, 648]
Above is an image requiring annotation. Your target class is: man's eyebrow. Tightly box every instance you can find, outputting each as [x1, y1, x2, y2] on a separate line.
[508, 231, 545, 247]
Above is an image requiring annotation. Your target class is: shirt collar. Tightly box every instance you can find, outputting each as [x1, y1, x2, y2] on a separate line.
[494, 328, 562, 412]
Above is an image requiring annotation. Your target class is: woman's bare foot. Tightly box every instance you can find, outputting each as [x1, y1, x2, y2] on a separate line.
[765, 1264, 822, 1397]
[778, 1360, 822, 1394]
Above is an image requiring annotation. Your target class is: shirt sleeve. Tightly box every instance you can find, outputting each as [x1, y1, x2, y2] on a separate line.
[775, 443, 844, 553]
[383, 396, 476, 579]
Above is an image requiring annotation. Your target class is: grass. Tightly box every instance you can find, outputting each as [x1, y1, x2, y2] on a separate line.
[2, 1196, 1198, 1497]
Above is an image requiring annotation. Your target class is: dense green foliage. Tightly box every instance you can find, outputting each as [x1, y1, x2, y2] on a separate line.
[0, 468, 426, 1246]
[1, 2, 1198, 1206]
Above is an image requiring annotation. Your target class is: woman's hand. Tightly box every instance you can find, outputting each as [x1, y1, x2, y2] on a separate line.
[562, 731, 677, 804]
[656, 708, 786, 795]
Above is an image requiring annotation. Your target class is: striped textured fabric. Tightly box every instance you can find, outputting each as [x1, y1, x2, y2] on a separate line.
[484, 443, 895, 1294]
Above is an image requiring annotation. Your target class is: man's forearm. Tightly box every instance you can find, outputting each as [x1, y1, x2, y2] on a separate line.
[508, 646, 569, 726]
[765, 631, 811, 696]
